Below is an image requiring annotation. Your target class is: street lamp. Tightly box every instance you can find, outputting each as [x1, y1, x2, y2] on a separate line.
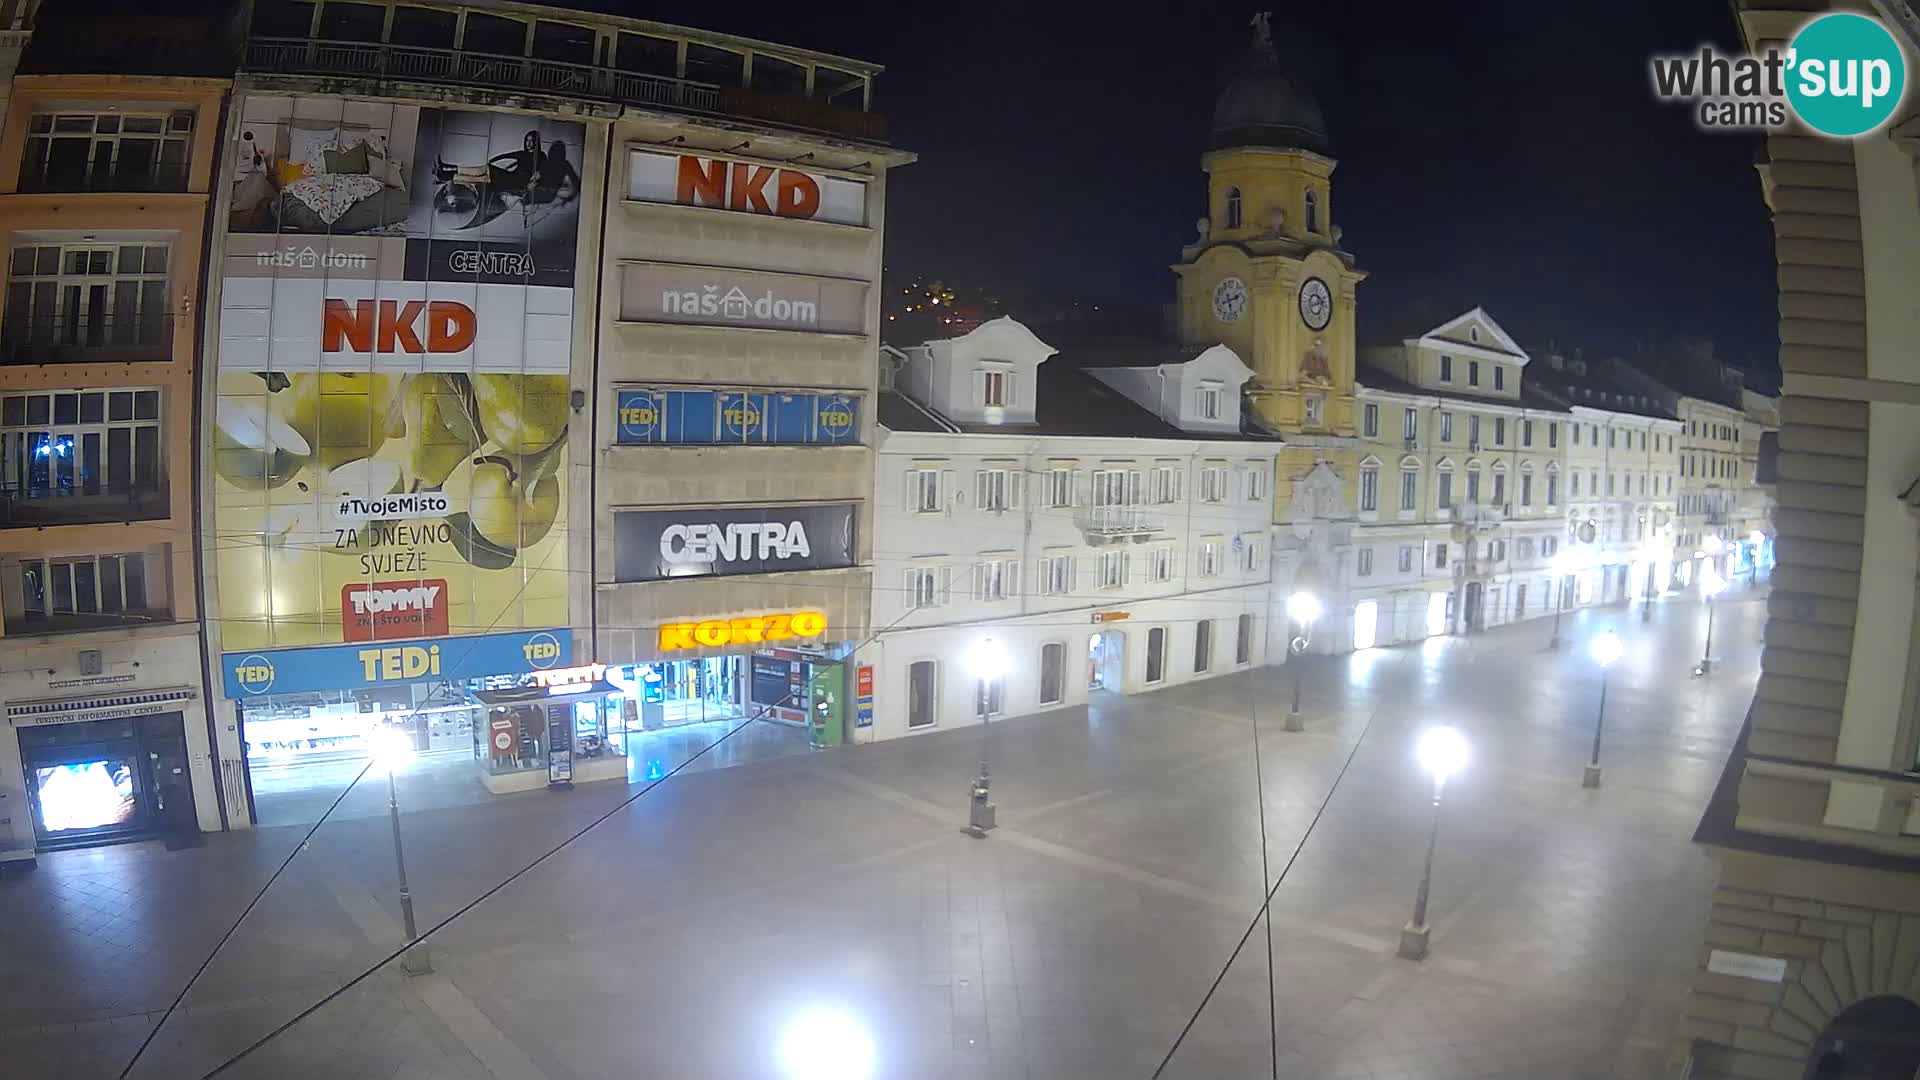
[963, 635, 1010, 836]
[1284, 590, 1322, 732]
[1641, 554, 1657, 623]
[1548, 553, 1570, 649]
[371, 727, 432, 975]
[1584, 630, 1623, 789]
[1695, 567, 1727, 676]
[1398, 724, 1469, 962]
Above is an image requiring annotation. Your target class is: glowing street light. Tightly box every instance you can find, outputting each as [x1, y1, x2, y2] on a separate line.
[1398, 725, 1469, 961]
[964, 636, 1010, 836]
[1284, 591, 1322, 732]
[1695, 567, 1727, 676]
[371, 722, 431, 975]
[1584, 631, 1623, 789]
[778, 1006, 876, 1080]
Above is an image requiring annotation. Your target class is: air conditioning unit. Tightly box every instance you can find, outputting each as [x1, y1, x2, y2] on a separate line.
[1403, 437, 1417, 450]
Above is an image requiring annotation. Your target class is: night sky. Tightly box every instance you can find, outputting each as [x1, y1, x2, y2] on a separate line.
[618, 0, 1779, 383]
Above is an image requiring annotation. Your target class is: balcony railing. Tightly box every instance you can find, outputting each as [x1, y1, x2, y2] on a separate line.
[1, 486, 169, 529]
[17, 159, 190, 195]
[1080, 506, 1165, 538]
[5, 608, 169, 637]
[243, 39, 884, 141]
[0, 315, 173, 364]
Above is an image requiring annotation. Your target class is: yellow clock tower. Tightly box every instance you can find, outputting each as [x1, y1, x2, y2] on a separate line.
[1171, 17, 1366, 440]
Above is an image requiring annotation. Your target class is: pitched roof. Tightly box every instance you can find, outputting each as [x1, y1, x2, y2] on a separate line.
[1356, 363, 1571, 414]
[1526, 352, 1677, 420]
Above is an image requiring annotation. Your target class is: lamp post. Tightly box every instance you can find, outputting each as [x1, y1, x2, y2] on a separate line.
[371, 728, 432, 975]
[1695, 566, 1727, 676]
[1641, 557, 1656, 623]
[963, 636, 1010, 836]
[1398, 724, 1469, 962]
[1584, 630, 1623, 789]
[1548, 553, 1570, 649]
[1284, 590, 1321, 732]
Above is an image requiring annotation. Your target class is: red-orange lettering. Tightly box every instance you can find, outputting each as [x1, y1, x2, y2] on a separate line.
[675, 155, 726, 207]
[322, 299, 373, 352]
[377, 300, 425, 353]
[776, 170, 821, 219]
[425, 301, 476, 352]
[728, 162, 776, 213]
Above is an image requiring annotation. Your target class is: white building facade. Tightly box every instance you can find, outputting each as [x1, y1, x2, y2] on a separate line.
[864, 319, 1276, 741]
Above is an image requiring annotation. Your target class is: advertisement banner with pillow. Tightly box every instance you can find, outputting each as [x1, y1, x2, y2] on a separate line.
[214, 94, 583, 653]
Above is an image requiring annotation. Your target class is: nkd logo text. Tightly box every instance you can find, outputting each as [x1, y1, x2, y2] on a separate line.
[1650, 13, 1907, 136]
[324, 299, 478, 354]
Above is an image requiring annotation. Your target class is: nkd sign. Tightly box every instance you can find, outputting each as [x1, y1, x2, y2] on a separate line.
[612, 503, 857, 583]
[620, 263, 868, 335]
[628, 149, 868, 227]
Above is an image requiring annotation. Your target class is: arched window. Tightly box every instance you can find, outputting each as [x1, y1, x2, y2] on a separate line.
[1304, 189, 1320, 234]
[1225, 187, 1242, 229]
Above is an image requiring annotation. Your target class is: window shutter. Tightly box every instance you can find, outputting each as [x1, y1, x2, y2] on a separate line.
[903, 569, 919, 608]
[1007, 469, 1023, 509]
[1006, 561, 1021, 598]
[975, 470, 989, 509]
[1171, 471, 1183, 503]
[941, 469, 955, 515]
[1073, 469, 1088, 507]
[939, 565, 953, 604]
[970, 563, 984, 601]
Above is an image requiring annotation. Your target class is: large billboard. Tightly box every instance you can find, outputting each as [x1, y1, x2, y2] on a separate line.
[214, 96, 583, 655]
[612, 503, 857, 583]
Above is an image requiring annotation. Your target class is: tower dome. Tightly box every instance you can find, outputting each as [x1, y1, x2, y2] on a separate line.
[1210, 13, 1328, 154]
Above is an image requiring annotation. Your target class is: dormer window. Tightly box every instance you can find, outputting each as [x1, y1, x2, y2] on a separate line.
[1469, 327, 1480, 342]
[979, 366, 1010, 408]
[1196, 380, 1223, 421]
[1304, 189, 1319, 234]
[1225, 187, 1242, 229]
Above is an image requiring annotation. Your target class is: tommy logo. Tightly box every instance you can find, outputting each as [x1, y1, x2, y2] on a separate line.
[341, 579, 450, 641]
[323, 299, 477, 354]
[675, 155, 822, 219]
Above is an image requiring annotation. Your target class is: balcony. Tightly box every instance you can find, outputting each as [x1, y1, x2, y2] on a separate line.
[244, 39, 887, 142]
[1, 485, 169, 529]
[1079, 506, 1165, 542]
[0, 315, 174, 364]
[18, 158, 190, 195]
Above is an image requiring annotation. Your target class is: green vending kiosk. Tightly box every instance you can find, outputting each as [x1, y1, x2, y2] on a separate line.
[807, 661, 845, 749]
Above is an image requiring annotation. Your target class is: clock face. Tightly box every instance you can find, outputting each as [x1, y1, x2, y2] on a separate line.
[1299, 277, 1333, 330]
[1212, 276, 1248, 323]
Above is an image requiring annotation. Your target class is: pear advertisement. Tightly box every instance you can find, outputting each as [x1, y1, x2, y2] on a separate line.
[213, 95, 582, 653]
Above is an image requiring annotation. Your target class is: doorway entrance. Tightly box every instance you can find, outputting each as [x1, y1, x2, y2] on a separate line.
[1463, 581, 1485, 632]
[18, 711, 193, 850]
[1352, 600, 1378, 650]
[1087, 630, 1125, 691]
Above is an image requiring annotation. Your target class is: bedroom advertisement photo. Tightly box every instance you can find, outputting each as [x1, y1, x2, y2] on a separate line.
[213, 95, 584, 653]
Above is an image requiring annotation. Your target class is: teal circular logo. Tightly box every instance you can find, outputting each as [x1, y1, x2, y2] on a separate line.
[1786, 13, 1907, 137]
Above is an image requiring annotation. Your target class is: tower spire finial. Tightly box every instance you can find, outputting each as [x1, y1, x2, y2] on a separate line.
[1249, 12, 1275, 62]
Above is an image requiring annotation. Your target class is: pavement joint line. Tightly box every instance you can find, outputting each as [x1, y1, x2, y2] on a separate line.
[410, 972, 555, 1080]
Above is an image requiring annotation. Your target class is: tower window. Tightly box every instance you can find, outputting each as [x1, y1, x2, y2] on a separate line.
[1304, 189, 1319, 234]
[1225, 187, 1242, 229]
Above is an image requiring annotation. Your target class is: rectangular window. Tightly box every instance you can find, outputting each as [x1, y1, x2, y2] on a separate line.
[1098, 550, 1127, 589]
[1608, 428, 1616, 448]
[1434, 543, 1448, 569]
[975, 467, 1021, 512]
[1357, 547, 1374, 577]
[1549, 423, 1559, 448]
[1439, 412, 1453, 442]
[1494, 366, 1506, 390]
[1145, 627, 1166, 684]
[1362, 403, 1378, 437]
[1199, 466, 1229, 503]
[1403, 408, 1418, 441]
[1359, 467, 1378, 512]
[980, 368, 1009, 407]
[905, 566, 946, 610]
[1040, 553, 1073, 595]
[1196, 382, 1222, 420]
[22, 110, 194, 193]
[1547, 474, 1559, 505]
[1197, 538, 1222, 577]
[14, 551, 155, 631]
[1468, 360, 1480, 386]
[1043, 467, 1073, 508]
[1239, 534, 1261, 572]
[1522, 420, 1533, 447]
[908, 468, 945, 513]
[1469, 415, 1481, 446]
[1303, 394, 1325, 426]
[2, 387, 166, 524]
[1194, 619, 1213, 673]
[7, 242, 172, 356]
[1150, 545, 1174, 583]
[1245, 465, 1266, 502]
[1236, 613, 1253, 664]
[1572, 424, 1581, 446]
[908, 660, 937, 728]
[1436, 470, 1453, 509]
[1467, 469, 1481, 504]
[1439, 355, 1453, 382]
[1606, 473, 1615, 496]
[1400, 469, 1417, 511]
[1521, 474, 1533, 506]
[1150, 465, 1182, 505]
[1398, 545, 1415, 573]
[975, 557, 1019, 601]
[1494, 418, 1506, 446]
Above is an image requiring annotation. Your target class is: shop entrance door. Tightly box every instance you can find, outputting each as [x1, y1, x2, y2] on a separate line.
[1088, 630, 1125, 691]
[18, 712, 189, 850]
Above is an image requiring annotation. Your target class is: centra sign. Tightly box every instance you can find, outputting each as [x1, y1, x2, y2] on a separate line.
[658, 610, 827, 651]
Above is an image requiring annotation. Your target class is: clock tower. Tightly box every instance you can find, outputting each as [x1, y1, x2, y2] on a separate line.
[1171, 14, 1366, 438]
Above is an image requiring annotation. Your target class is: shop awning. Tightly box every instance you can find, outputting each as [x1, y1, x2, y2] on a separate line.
[473, 681, 619, 705]
[7, 686, 199, 728]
